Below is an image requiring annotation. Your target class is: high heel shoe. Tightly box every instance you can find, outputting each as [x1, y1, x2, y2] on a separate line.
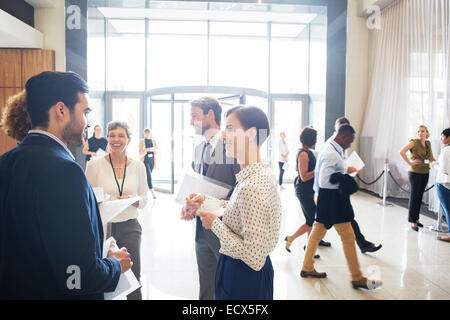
[284, 237, 292, 253]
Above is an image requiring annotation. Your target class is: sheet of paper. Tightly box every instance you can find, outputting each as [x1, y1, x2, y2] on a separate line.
[103, 237, 141, 300]
[200, 198, 226, 217]
[346, 151, 365, 177]
[91, 148, 108, 160]
[99, 196, 140, 224]
[175, 172, 232, 205]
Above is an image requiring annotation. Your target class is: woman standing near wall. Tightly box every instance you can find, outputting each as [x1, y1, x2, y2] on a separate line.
[400, 125, 436, 232]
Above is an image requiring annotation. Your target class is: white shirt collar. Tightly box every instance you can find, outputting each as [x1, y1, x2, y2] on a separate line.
[206, 130, 222, 152]
[329, 139, 344, 157]
[28, 130, 75, 160]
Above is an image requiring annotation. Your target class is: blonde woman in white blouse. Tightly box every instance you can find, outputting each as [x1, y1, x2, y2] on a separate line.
[86, 121, 148, 300]
[189, 106, 281, 300]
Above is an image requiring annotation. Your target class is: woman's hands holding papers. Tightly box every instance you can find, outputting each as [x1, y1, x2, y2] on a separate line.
[107, 240, 133, 274]
[186, 194, 205, 211]
[117, 193, 139, 208]
[181, 194, 205, 220]
[196, 211, 218, 230]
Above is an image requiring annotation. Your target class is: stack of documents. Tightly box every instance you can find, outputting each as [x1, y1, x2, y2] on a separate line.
[346, 151, 365, 177]
[98, 196, 140, 224]
[103, 237, 141, 300]
[175, 172, 232, 204]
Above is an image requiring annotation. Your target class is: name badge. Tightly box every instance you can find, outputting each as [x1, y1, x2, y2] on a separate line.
[148, 154, 153, 158]
[424, 159, 430, 164]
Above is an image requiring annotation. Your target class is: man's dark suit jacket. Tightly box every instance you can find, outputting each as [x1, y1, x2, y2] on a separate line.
[0, 133, 121, 300]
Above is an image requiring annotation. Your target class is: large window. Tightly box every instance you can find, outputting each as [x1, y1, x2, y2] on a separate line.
[209, 22, 268, 91]
[148, 21, 208, 88]
[107, 19, 145, 91]
[87, 1, 328, 189]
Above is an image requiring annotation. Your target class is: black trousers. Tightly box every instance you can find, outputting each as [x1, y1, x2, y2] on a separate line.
[351, 219, 371, 248]
[278, 162, 285, 186]
[408, 172, 429, 223]
[144, 157, 154, 189]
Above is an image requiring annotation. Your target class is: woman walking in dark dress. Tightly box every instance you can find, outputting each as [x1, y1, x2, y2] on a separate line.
[139, 128, 157, 199]
[284, 127, 329, 257]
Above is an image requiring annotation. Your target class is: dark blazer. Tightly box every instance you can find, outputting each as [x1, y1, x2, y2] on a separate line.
[316, 173, 357, 229]
[330, 172, 359, 196]
[192, 139, 241, 241]
[0, 134, 121, 300]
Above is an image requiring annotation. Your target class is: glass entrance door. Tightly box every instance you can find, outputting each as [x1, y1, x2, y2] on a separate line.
[149, 95, 174, 193]
[271, 95, 309, 183]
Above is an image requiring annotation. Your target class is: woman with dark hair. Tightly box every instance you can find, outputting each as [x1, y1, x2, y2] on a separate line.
[437, 128, 450, 242]
[83, 124, 108, 162]
[284, 127, 328, 257]
[139, 128, 157, 199]
[86, 121, 148, 300]
[186, 105, 281, 300]
[400, 125, 436, 231]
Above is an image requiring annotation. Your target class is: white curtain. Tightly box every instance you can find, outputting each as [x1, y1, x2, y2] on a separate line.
[360, 0, 450, 212]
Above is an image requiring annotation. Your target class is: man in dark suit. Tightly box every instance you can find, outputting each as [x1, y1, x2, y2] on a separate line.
[0, 71, 132, 299]
[181, 97, 240, 300]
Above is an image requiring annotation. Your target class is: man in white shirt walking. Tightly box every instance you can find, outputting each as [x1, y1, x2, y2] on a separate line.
[300, 125, 382, 290]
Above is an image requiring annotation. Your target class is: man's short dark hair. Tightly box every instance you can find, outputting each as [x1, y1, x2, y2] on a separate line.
[335, 117, 350, 127]
[442, 128, 450, 138]
[225, 105, 270, 146]
[337, 124, 356, 137]
[25, 71, 88, 128]
[299, 127, 317, 148]
[190, 96, 222, 126]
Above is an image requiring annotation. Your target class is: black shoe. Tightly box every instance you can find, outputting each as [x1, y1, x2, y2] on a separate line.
[319, 240, 331, 247]
[411, 226, 419, 232]
[303, 245, 320, 258]
[360, 243, 382, 254]
[284, 237, 292, 253]
[417, 222, 424, 228]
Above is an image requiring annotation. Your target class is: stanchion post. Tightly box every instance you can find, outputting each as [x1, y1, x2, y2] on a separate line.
[378, 161, 393, 207]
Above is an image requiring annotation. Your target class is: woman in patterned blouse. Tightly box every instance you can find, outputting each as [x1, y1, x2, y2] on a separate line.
[190, 106, 281, 300]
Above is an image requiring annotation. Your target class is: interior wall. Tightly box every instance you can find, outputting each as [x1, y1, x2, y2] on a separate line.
[0, 49, 55, 155]
[345, 0, 370, 155]
[34, 0, 65, 71]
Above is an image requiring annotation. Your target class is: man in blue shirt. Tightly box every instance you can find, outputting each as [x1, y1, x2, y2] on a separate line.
[0, 71, 131, 299]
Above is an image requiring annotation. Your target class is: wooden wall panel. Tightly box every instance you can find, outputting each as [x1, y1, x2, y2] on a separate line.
[21, 50, 55, 87]
[0, 88, 22, 155]
[0, 49, 22, 88]
[0, 49, 55, 155]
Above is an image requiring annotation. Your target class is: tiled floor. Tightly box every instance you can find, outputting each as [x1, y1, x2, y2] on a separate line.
[137, 184, 450, 300]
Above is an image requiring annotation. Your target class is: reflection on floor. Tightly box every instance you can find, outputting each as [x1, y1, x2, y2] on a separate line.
[138, 184, 450, 300]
